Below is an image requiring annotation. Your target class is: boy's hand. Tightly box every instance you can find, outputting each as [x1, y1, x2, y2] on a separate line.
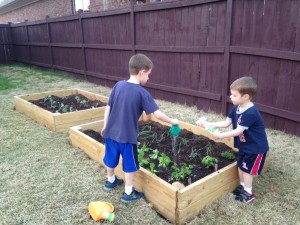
[196, 118, 209, 128]
[171, 118, 179, 125]
[212, 132, 222, 140]
[100, 127, 105, 137]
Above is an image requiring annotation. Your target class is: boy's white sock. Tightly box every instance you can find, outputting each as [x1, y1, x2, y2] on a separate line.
[244, 186, 252, 194]
[240, 182, 245, 187]
[125, 185, 133, 195]
[108, 175, 115, 183]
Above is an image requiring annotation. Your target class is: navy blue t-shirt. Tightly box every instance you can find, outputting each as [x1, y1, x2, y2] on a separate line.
[103, 80, 159, 144]
[228, 104, 269, 154]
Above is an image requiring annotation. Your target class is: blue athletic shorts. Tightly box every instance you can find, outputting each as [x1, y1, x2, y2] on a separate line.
[237, 151, 267, 175]
[103, 138, 139, 173]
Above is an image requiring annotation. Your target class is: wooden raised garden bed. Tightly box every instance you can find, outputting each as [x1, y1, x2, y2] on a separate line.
[69, 113, 268, 225]
[14, 89, 108, 132]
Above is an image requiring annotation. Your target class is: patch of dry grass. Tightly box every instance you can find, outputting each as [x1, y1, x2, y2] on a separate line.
[0, 64, 299, 225]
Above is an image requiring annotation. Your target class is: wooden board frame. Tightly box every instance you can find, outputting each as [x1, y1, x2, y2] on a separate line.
[14, 89, 108, 132]
[69, 113, 268, 224]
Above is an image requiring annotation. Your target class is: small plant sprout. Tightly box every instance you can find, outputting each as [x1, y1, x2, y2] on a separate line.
[138, 150, 150, 167]
[150, 149, 159, 159]
[189, 148, 199, 160]
[138, 143, 152, 166]
[206, 140, 214, 155]
[80, 99, 87, 105]
[158, 153, 172, 167]
[43, 95, 52, 102]
[148, 163, 158, 174]
[221, 150, 235, 160]
[171, 163, 194, 181]
[201, 156, 218, 168]
[75, 95, 81, 103]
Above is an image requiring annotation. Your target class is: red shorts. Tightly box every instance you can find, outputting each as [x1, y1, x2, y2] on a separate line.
[237, 151, 267, 175]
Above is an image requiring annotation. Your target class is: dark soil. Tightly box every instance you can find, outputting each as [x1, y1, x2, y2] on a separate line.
[83, 121, 237, 186]
[29, 94, 106, 113]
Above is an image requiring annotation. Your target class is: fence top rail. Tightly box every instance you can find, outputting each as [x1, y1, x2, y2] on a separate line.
[134, 0, 224, 12]
[7, 0, 226, 27]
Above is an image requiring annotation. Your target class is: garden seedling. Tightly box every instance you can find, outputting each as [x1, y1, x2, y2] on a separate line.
[171, 163, 194, 181]
[150, 149, 159, 159]
[202, 156, 218, 168]
[158, 153, 172, 167]
[149, 163, 158, 174]
[221, 150, 235, 160]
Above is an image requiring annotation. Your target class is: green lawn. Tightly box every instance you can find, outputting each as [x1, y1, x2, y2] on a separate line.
[0, 64, 299, 225]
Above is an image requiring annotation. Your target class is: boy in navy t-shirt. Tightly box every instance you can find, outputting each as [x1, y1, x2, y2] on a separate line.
[101, 54, 178, 203]
[197, 76, 269, 203]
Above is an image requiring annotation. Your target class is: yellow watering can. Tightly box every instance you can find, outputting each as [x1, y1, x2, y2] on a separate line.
[88, 201, 115, 222]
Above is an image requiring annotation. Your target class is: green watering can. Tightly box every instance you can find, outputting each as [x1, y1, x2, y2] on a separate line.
[169, 125, 181, 137]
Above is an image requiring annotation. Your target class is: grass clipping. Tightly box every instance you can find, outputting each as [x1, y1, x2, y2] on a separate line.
[0, 64, 299, 225]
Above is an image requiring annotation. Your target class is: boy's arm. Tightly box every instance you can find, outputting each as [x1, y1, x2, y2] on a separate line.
[101, 105, 110, 136]
[211, 119, 232, 128]
[153, 110, 178, 125]
[212, 127, 244, 140]
[196, 118, 231, 128]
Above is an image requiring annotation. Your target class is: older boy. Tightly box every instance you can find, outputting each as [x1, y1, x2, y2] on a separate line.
[101, 54, 178, 203]
[197, 76, 269, 203]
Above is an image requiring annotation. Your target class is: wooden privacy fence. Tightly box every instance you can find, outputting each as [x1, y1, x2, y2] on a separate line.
[2, 0, 300, 135]
[0, 24, 12, 63]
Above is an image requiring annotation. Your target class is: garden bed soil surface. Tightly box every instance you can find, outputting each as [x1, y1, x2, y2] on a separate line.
[29, 94, 106, 113]
[83, 120, 236, 186]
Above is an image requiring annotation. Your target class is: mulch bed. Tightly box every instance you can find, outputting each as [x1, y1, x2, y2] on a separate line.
[83, 121, 237, 186]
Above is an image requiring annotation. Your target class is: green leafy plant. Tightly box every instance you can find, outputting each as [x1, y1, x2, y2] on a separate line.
[189, 148, 199, 160]
[43, 95, 52, 103]
[150, 149, 159, 159]
[80, 99, 87, 105]
[221, 151, 235, 160]
[138, 150, 150, 167]
[75, 95, 81, 103]
[158, 153, 172, 167]
[171, 163, 194, 181]
[148, 163, 158, 174]
[202, 156, 218, 168]
[138, 143, 151, 166]
[179, 137, 189, 146]
[206, 140, 214, 155]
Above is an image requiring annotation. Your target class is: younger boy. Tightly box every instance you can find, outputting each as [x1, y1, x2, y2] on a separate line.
[197, 76, 269, 203]
[101, 54, 178, 203]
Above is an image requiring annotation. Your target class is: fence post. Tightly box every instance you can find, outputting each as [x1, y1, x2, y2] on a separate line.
[7, 22, 13, 62]
[46, 15, 54, 70]
[78, 10, 87, 80]
[130, 0, 136, 55]
[222, 0, 233, 115]
[24, 19, 31, 64]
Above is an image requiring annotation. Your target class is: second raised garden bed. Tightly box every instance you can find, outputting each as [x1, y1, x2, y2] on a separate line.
[69, 113, 268, 224]
[14, 88, 108, 132]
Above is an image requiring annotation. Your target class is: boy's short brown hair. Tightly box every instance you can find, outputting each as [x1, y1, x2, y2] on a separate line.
[129, 54, 153, 75]
[230, 76, 257, 98]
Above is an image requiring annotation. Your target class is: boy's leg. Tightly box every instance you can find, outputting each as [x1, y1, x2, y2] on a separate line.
[104, 166, 124, 191]
[235, 152, 266, 202]
[103, 139, 124, 191]
[233, 168, 245, 196]
[243, 171, 254, 193]
[121, 171, 143, 203]
[120, 143, 143, 203]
